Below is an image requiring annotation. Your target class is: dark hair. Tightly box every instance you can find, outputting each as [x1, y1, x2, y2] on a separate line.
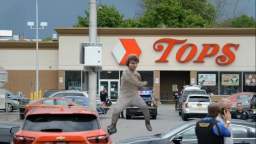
[126, 55, 139, 66]
[208, 103, 220, 117]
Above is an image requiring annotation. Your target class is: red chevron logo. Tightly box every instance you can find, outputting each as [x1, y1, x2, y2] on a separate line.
[112, 39, 142, 65]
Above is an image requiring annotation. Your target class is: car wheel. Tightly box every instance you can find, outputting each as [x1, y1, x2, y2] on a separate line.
[7, 104, 13, 112]
[182, 113, 188, 121]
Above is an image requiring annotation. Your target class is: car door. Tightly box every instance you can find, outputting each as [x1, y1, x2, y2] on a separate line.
[232, 124, 256, 144]
[170, 126, 197, 144]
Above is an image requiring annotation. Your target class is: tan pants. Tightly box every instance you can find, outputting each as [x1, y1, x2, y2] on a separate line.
[111, 95, 151, 127]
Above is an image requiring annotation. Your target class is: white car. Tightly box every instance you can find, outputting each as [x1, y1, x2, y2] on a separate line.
[48, 90, 89, 98]
[181, 94, 211, 121]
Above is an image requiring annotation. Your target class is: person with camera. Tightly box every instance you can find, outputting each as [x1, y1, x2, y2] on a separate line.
[195, 103, 231, 144]
[217, 98, 233, 144]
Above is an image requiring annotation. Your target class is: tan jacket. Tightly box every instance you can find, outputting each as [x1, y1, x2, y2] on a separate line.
[120, 69, 147, 98]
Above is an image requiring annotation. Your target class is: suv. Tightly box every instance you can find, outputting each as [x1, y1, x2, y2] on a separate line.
[13, 106, 111, 144]
[126, 87, 157, 119]
[181, 94, 211, 121]
[178, 85, 207, 115]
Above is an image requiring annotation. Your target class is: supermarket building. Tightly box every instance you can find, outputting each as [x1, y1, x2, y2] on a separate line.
[0, 28, 255, 102]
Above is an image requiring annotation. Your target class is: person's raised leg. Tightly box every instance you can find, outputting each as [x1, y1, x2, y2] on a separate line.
[132, 96, 152, 131]
[108, 97, 130, 134]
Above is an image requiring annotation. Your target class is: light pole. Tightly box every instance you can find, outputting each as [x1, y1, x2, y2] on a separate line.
[87, 0, 99, 111]
[27, 0, 48, 95]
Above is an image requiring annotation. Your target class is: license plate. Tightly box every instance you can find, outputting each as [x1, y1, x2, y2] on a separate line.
[44, 142, 68, 144]
[197, 104, 202, 107]
[56, 142, 68, 144]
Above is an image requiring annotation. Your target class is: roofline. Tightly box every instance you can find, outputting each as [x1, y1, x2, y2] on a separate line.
[55, 27, 256, 36]
[0, 41, 58, 49]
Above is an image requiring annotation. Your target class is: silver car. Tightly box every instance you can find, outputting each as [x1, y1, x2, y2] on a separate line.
[118, 120, 256, 144]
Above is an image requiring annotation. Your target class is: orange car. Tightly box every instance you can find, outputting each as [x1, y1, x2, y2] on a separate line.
[20, 97, 77, 120]
[13, 106, 111, 144]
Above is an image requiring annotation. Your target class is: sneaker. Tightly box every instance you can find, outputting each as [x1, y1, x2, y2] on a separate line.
[107, 125, 117, 135]
[145, 121, 152, 131]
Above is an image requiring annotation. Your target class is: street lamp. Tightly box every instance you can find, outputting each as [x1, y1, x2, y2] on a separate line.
[27, 0, 48, 95]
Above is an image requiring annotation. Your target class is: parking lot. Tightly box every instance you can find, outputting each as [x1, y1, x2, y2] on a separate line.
[0, 104, 185, 143]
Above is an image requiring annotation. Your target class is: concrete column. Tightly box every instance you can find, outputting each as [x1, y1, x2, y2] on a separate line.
[153, 70, 161, 105]
[58, 70, 65, 90]
[190, 71, 197, 85]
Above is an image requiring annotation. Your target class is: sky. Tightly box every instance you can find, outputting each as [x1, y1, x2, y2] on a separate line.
[0, 0, 255, 39]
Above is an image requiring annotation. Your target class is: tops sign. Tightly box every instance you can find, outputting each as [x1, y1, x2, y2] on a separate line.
[112, 38, 239, 66]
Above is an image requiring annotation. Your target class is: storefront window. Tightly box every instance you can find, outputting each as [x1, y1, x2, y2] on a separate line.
[220, 72, 242, 95]
[99, 71, 120, 101]
[243, 72, 256, 92]
[197, 72, 218, 95]
[138, 71, 154, 88]
[65, 71, 83, 90]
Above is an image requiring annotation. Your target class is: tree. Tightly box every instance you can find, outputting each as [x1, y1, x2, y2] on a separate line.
[139, 0, 216, 27]
[75, 5, 124, 27]
[218, 15, 256, 27]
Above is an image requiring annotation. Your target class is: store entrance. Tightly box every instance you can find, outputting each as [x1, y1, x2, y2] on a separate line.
[99, 79, 119, 101]
[160, 71, 190, 102]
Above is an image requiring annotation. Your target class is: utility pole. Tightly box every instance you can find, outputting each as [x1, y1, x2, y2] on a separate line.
[27, 0, 47, 96]
[88, 0, 98, 111]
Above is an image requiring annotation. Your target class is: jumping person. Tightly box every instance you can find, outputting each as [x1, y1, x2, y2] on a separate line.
[107, 55, 152, 135]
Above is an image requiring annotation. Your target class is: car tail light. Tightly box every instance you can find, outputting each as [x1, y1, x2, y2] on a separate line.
[13, 136, 35, 144]
[88, 135, 109, 143]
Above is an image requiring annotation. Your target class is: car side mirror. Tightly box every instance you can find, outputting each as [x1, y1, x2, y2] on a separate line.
[170, 135, 183, 144]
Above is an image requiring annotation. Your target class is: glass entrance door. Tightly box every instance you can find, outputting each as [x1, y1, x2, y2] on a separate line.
[99, 80, 119, 101]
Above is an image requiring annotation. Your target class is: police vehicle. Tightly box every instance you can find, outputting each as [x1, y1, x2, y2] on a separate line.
[125, 87, 157, 119]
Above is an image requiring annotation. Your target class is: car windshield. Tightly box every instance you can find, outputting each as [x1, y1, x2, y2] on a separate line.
[23, 114, 99, 132]
[53, 93, 84, 97]
[183, 90, 207, 96]
[182, 90, 207, 101]
[237, 95, 251, 105]
[44, 91, 59, 97]
[65, 96, 89, 106]
[42, 99, 69, 106]
[188, 96, 210, 102]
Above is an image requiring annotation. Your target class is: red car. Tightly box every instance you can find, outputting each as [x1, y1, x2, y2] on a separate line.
[13, 106, 111, 144]
[228, 92, 256, 112]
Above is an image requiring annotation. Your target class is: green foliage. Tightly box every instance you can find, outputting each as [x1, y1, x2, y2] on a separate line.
[139, 0, 216, 27]
[75, 5, 124, 27]
[75, 1, 255, 28]
[217, 15, 256, 28]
